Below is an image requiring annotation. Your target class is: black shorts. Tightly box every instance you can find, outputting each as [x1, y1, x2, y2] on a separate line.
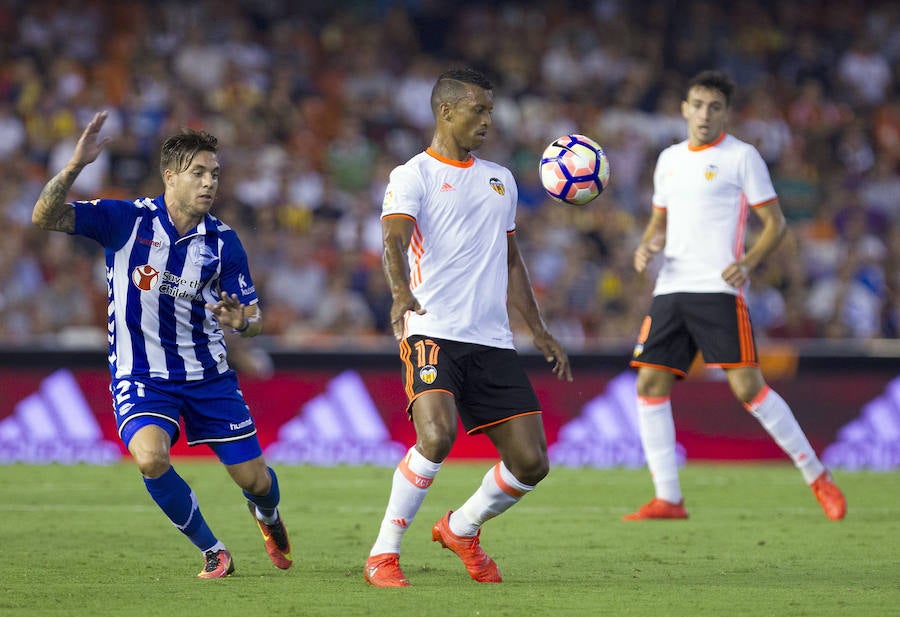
[399, 335, 542, 434]
[629, 292, 758, 378]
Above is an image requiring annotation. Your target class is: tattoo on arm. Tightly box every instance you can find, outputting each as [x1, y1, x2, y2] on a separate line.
[33, 166, 81, 233]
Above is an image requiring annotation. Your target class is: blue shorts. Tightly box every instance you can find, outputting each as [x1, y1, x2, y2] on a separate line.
[111, 370, 262, 465]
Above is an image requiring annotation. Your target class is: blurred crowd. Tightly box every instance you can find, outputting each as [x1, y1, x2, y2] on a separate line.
[0, 0, 899, 353]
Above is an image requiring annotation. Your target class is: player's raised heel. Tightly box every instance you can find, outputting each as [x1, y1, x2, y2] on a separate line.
[364, 553, 410, 587]
[622, 497, 689, 521]
[197, 549, 234, 579]
[431, 511, 502, 583]
[811, 471, 846, 521]
[247, 501, 293, 569]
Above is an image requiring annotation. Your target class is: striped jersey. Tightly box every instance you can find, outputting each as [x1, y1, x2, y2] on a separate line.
[71, 195, 258, 381]
[651, 132, 777, 296]
[381, 148, 517, 349]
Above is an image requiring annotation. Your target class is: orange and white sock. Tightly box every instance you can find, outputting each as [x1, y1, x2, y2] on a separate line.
[369, 447, 441, 556]
[744, 386, 825, 484]
[449, 461, 533, 537]
[637, 395, 682, 504]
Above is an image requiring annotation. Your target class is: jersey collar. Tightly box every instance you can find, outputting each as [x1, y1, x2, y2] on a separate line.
[426, 147, 475, 168]
[153, 194, 213, 242]
[688, 131, 727, 151]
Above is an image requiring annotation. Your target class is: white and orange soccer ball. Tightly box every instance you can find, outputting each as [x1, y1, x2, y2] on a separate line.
[539, 134, 610, 205]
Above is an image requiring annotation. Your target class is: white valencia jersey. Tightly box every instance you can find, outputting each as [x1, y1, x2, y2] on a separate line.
[381, 148, 517, 348]
[651, 132, 777, 296]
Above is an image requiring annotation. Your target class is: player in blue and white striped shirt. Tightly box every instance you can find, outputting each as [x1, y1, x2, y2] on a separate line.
[32, 111, 293, 579]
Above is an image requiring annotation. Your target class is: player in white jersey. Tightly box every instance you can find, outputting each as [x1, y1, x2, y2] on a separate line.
[627, 70, 846, 521]
[364, 68, 572, 587]
[32, 113, 292, 578]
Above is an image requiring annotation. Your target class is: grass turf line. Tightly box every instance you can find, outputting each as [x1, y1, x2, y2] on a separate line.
[0, 461, 897, 617]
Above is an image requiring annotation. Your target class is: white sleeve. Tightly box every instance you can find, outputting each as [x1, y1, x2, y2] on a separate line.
[650, 149, 668, 209]
[506, 171, 519, 231]
[741, 145, 778, 206]
[381, 164, 424, 219]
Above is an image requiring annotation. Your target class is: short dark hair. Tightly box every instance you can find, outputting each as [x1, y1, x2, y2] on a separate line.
[159, 129, 218, 177]
[686, 70, 735, 106]
[430, 68, 493, 116]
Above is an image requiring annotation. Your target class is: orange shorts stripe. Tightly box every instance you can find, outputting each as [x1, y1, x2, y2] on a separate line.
[466, 410, 541, 435]
[399, 339, 414, 401]
[629, 361, 688, 379]
[736, 296, 756, 363]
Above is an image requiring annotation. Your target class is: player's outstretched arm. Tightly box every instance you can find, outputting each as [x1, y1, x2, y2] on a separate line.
[507, 234, 572, 382]
[32, 111, 111, 233]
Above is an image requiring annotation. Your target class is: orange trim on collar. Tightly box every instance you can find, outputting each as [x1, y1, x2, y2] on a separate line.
[688, 132, 727, 151]
[426, 147, 475, 168]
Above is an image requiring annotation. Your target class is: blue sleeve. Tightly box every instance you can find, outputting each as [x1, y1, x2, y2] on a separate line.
[219, 230, 259, 305]
[71, 199, 140, 250]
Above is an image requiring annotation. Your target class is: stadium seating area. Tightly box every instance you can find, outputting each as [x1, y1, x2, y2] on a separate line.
[0, 0, 898, 350]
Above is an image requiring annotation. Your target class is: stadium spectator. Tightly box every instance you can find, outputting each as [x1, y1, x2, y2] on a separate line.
[31, 113, 293, 579]
[0, 0, 897, 349]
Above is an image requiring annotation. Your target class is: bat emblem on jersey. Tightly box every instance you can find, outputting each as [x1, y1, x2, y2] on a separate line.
[419, 365, 437, 384]
[704, 165, 719, 181]
[188, 240, 217, 266]
[489, 177, 505, 195]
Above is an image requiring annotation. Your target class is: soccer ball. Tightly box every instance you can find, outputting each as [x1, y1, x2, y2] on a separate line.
[539, 134, 610, 205]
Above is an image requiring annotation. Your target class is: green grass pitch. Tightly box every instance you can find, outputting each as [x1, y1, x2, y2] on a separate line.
[1, 461, 897, 616]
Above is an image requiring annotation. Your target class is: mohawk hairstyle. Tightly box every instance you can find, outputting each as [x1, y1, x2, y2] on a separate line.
[430, 68, 493, 116]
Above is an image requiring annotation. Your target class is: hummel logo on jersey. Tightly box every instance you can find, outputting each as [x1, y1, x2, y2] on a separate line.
[0, 369, 122, 464]
[440, 182, 455, 192]
[264, 370, 406, 466]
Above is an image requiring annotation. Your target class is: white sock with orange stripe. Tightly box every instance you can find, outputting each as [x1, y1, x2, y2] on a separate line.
[744, 385, 825, 484]
[449, 461, 532, 537]
[370, 447, 442, 556]
[637, 395, 682, 504]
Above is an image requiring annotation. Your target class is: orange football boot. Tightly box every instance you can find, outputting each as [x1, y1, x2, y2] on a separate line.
[431, 511, 501, 583]
[197, 549, 234, 579]
[364, 553, 410, 587]
[811, 471, 846, 521]
[247, 502, 293, 569]
[622, 497, 689, 521]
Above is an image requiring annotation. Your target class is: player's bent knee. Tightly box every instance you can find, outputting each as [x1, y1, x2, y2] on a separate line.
[415, 429, 455, 462]
[241, 477, 270, 496]
[226, 457, 272, 495]
[509, 455, 549, 486]
[133, 453, 171, 479]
